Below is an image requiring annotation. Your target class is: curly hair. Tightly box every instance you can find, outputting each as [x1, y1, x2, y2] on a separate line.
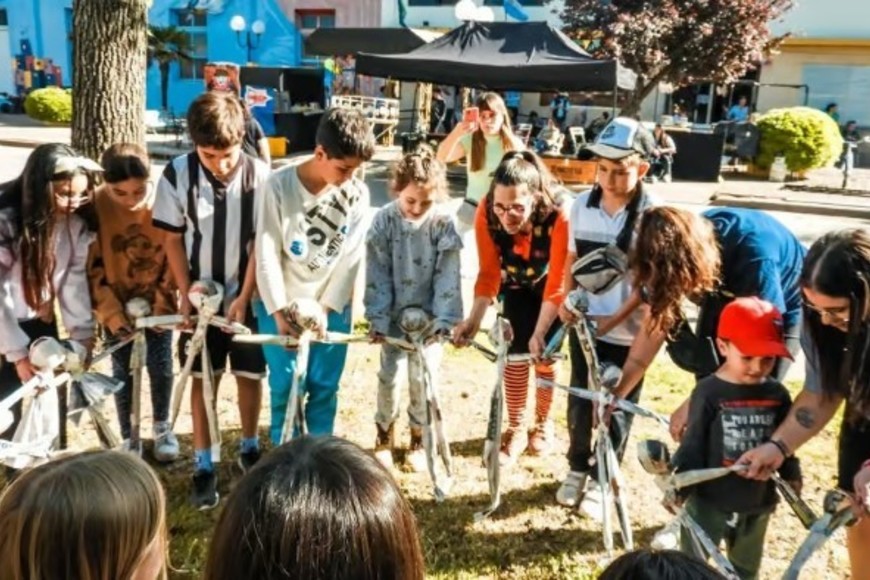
[631, 206, 721, 333]
[390, 145, 448, 202]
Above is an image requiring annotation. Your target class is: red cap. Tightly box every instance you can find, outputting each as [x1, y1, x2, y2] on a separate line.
[717, 297, 793, 360]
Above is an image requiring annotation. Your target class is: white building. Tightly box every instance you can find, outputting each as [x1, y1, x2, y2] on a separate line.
[382, 0, 563, 29]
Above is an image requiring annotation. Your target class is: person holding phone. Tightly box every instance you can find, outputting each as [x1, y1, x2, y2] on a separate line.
[436, 92, 524, 234]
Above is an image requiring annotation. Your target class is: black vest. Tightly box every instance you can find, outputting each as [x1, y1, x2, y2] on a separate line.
[492, 209, 558, 290]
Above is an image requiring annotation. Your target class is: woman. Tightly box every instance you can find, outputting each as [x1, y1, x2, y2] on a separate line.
[453, 150, 568, 465]
[0, 450, 167, 580]
[738, 229, 870, 575]
[205, 436, 425, 580]
[436, 91, 524, 232]
[605, 206, 806, 439]
[650, 124, 677, 182]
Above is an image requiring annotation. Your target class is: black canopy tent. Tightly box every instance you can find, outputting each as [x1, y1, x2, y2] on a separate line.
[305, 27, 441, 56]
[355, 21, 636, 93]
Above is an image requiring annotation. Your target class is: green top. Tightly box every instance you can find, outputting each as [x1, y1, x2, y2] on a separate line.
[460, 133, 517, 204]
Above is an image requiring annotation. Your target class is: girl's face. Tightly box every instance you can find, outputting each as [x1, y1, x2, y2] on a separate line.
[479, 107, 504, 136]
[803, 287, 851, 333]
[109, 178, 152, 212]
[397, 183, 436, 222]
[130, 527, 165, 580]
[51, 173, 91, 213]
[492, 183, 534, 235]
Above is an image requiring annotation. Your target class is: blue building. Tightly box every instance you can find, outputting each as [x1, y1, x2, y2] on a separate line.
[0, 0, 318, 114]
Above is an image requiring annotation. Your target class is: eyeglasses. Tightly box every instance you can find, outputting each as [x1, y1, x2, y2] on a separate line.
[803, 299, 850, 324]
[492, 201, 529, 216]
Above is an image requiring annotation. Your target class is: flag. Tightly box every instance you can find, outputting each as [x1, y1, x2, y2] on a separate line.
[398, 0, 408, 27]
[503, 0, 529, 22]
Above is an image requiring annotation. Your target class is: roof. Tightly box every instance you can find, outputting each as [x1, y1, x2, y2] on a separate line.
[304, 27, 442, 56]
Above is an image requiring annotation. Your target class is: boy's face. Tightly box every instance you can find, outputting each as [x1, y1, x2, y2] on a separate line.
[108, 178, 151, 212]
[314, 146, 363, 186]
[595, 157, 649, 198]
[196, 144, 242, 182]
[716, 339, 776, 385]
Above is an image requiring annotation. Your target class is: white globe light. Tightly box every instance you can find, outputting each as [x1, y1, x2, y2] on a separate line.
[454, 0, 478, 22]
[475, 6, 495, 22]
[251, 20, 266, 35]
[229, 15, 246, 32]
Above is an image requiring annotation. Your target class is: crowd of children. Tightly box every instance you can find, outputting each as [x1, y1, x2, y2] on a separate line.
[0, 88, 869, 579]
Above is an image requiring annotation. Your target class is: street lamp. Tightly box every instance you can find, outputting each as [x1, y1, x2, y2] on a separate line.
[230, 15, 265, 64]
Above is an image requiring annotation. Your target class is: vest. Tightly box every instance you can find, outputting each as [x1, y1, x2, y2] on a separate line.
[493, 208, 558, 290]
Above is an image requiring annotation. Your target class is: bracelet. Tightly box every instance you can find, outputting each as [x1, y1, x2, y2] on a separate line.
[768, 438, 791, 459]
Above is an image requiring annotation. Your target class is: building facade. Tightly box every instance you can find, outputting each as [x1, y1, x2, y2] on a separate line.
[382, 0, 563, 29]
[0, 0, 381, 114]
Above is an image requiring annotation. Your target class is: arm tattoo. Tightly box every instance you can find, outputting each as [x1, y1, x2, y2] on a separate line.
[795, 407, 816, 429]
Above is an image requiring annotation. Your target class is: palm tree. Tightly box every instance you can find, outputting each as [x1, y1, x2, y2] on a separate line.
[147, 25, 193, 110]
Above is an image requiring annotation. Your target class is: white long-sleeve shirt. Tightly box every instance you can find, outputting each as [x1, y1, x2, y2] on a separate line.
[0, 208, 95, 362]
[255, 160, 370, 315]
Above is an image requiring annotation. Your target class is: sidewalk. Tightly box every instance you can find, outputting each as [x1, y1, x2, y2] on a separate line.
[2, 113, 868, 218]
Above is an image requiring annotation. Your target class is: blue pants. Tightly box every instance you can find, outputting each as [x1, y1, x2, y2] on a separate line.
[254, 300, 351, 443]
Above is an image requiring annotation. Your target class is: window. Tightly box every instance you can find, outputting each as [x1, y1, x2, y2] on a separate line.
[171, 8, 208, 80]
[0, 9, 8, 27]
[803, 64, 870, 127]
[296, 10, 336, 63]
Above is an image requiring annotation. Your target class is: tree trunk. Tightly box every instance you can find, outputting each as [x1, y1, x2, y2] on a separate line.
[160, 63, 170, 111]
[71, 0, 148, 160]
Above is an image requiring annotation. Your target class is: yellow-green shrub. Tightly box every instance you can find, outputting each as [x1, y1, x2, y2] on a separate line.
[24, 87, 72, 125]
[756, 106, 842, 173]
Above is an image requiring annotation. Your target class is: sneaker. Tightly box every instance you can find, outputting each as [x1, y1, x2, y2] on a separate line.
[579, 477, 604, 521]
[121, 438, 143, 456]
[499, 428, 528, 467]
[152, 422, 179, 463]
[651, 519, 681, 550]
[405, 427, 427, 473]
[556, 470, 588, 507]
[237, 448, 261, 474]
[190, 469, 219, 511]
[663, 173, 672, 183]
[526, 422, 553, 456]
[374, 423, 395, 470]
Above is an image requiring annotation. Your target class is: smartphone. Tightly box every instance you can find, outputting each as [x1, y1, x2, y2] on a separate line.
[463, 107, 479, 125]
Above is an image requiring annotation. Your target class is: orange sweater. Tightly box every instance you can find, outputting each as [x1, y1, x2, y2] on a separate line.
[473, 199, 569, 306]
[87, 186, 176, 333]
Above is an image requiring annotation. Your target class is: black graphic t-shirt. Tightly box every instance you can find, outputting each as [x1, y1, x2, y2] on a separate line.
[672, 375, 801, 514]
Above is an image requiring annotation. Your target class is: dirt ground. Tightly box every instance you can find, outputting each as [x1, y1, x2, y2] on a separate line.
[30, 335, 849, 579]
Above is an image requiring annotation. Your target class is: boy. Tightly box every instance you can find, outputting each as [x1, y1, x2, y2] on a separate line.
[555, 117, 659, 517]
[152, 91, 270, 509]
[255, 108, 375, 444]
[672, 297, 802, 579]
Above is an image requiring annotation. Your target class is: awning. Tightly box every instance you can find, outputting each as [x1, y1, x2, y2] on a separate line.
[304, 27, 442, 57]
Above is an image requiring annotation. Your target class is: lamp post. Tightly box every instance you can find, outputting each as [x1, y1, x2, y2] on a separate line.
[229, 15, 265, 64]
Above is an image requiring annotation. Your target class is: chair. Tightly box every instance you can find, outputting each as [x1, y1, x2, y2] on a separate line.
[515, 123, 533, 146]
[567, 126, 586, 155]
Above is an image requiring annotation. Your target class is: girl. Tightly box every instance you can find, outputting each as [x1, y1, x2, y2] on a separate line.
[453, 150, 568, 465]
[436, 91, 524, 232]
[364, 148, 462, 471]
[738, 230, 870, 576]
[0, 450, 167, 580]
[87, 143, 178, 460]
[0, 143, 100, 441]
[205, 436, 425, 580]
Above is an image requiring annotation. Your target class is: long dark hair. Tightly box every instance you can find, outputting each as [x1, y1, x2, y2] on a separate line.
[801, 229, 870, 417]
[599, 549, 726, 580]
[204, 436, 425, 580]
[0, 143, 98, 311]
[484, 150, 561, 236]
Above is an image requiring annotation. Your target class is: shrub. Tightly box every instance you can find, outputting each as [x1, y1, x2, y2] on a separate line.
[24, 87, 73, 125]
[755, 106, 842, 173]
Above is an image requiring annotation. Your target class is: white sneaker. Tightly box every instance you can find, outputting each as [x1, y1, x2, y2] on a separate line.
[120, 438, 142, 456]
[152, 422, 179, 463]
[651, 519, 681, 550]
[579, 478, 604, 521]
[556, 471, 588, 507]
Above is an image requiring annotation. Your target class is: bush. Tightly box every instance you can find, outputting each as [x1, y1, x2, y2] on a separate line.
[756, 106, 842, 173]
[24, 87, 72, 125]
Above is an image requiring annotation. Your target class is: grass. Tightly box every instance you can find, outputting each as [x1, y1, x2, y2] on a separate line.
[1, 342, 850, 579]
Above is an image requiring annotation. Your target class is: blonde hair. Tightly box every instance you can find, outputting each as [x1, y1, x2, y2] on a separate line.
[390, 145, 448, 202]
[470, 92, 519, 172]
[0, 450, 167, 580]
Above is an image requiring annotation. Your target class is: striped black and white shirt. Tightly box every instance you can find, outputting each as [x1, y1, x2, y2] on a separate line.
[153, 152, 270, 311]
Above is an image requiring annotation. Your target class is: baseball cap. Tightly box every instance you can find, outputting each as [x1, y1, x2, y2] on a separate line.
[53, 155, 103, 175]
[579, 117, 656, 161]
[717, 297, 793, 359]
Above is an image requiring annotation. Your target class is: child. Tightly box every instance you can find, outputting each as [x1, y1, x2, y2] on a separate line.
[453, 150, 568, 466]
[0, 450, 166, 579]
[152, 91, 270, 509]
[364, 148, 462, 471]
[205, 436, 425, 580]
[88, 143, 178, 460]
[255, 108, 375, 443]
[672, 297, 802, 579]
[0, 144, 100, 441]
[556, 117, 659, 516]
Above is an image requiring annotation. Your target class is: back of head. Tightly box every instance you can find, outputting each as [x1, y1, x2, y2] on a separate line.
[101, 143, 151, 184]
[205, 436, 425, 580]
[0, 450, 165, 580]
[187, 91, 246, 149]
[598, 549, 727, 580]
[316, 107, 376, 162]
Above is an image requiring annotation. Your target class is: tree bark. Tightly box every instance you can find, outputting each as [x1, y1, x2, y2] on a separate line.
[71, 0, 149, 160]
